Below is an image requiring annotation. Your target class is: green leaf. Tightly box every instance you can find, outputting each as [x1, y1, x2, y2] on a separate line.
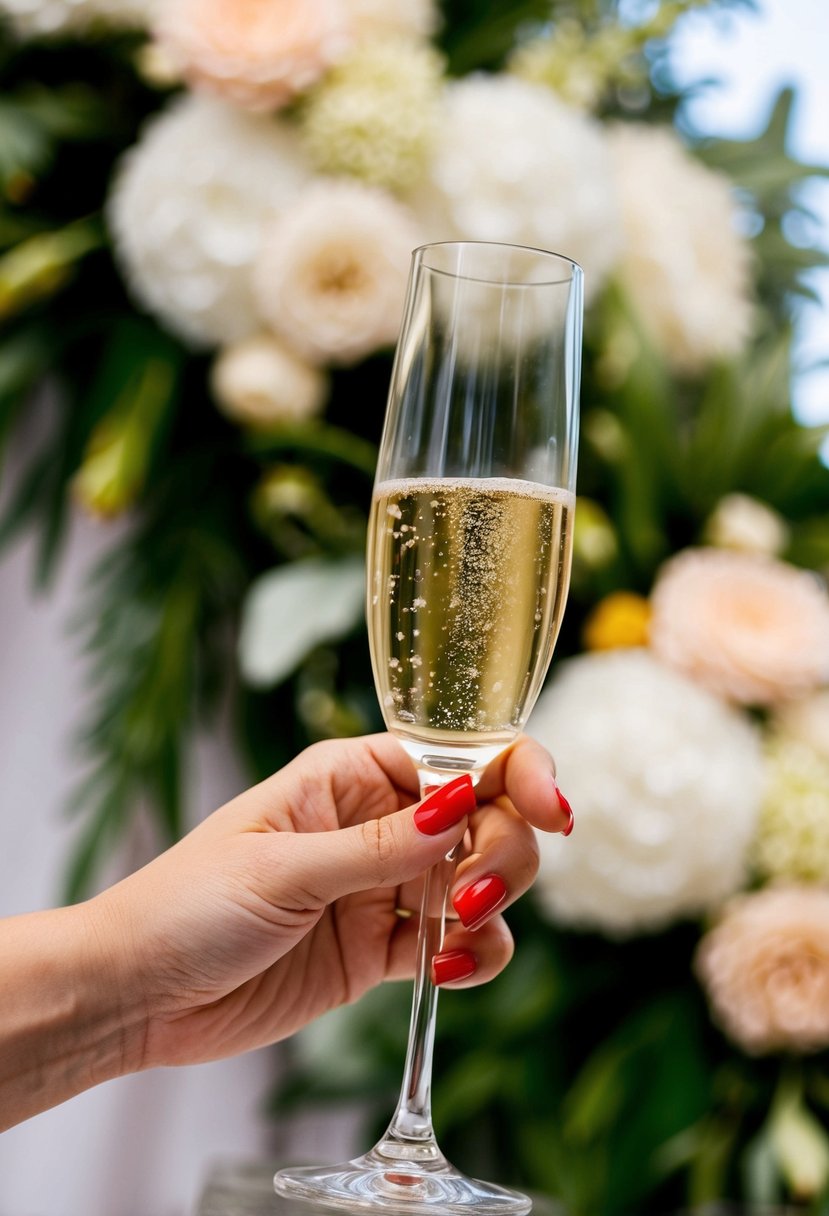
[432, 1051, 505, 1130]
[246, 421, 378, 478]
[0, 217, 104, 321]
[239, 557, 365, 689]
[64, 442, 248, 899]
[0, 327, 48, 462]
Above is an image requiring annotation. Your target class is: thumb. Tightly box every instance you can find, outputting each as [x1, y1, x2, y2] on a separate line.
[273, 776, 476, 908]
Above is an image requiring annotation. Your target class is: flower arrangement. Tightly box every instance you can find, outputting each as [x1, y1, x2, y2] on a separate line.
[1, 0, 828, 1212]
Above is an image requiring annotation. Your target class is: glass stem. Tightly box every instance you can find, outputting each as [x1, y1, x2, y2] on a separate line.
[375, 773, 464, 1162]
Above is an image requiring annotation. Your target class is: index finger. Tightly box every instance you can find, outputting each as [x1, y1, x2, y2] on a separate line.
[475, 735, 569, 834]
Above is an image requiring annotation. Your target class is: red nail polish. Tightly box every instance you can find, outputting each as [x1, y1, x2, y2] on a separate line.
[453, 873, 507, 929]
[413, 775, 476, 836]
[433, 949, 477, 985]
[555, 783, 574, 836]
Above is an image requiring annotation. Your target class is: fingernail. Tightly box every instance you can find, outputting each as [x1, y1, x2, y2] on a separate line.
[433, 949, 477, 985]
[555, 782, 574, 836]
[453, 873, 507, 929]
[413, 774, 476, 836]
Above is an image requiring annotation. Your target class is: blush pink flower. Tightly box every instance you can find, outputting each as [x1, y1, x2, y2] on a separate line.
[154, 0, 350, 113]
[650, 548, 829, 706]
[696, 887, 829, 1055]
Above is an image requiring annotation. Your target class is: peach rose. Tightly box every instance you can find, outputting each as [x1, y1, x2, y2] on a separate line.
[155, 0, 350, 113]
[650, 548, 829, 706]
[696, 887, 829, 1055]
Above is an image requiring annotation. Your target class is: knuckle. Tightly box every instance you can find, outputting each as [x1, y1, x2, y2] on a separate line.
[518, 833, 540, 883]
[359, 815, 399, 885]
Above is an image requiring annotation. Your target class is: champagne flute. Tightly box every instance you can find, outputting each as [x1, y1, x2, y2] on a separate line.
[275, 241, 582, 1214]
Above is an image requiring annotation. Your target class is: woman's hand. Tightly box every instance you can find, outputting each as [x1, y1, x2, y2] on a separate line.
[93, 733, 572, 1074]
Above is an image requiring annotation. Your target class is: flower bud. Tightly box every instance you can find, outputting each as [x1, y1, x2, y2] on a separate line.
[211, 335, 328, 430]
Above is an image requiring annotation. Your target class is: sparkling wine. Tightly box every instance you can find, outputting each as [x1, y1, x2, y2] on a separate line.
[367, 476, 574, 770]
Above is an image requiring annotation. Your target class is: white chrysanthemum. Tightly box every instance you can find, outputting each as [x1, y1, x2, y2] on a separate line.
[253, 180, 420, 366]
[107, 94, 310, 347]
[0, 0, 155, 35]
[211, 334, 328, 429]
[406, 76, 621, 300]
[529, 650, 764, 936]
[343, 0, 438, 39]
[609, 124, 754, 373]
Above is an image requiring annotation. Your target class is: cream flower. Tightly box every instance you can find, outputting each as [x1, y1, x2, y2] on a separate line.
[406, 76, 621, 299]
[211, 334, 329, 429]
[154, 0, 350, 113]
[343, 0, 438, 39]
[107, 94, 309, 347]
[1, 0, 155, 35]
[609, 124, 753, 373]
[704, 493, 790, 557]
[774, 690, 829, 763]
[696, 887, 829, 1055]
[650, 549, 829, 706]
[753, 735, 829, 885]
[300, 38, 443, 191]
[253, 180, 419, 366]
[529, 649, 763, 936]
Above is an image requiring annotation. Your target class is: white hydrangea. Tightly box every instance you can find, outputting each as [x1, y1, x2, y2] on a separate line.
[0, 0, 155, 36]
[609, 124, 754, 373]
[529, 650, 765, 936]
[406, 75, 621, 300]
[107, 94, 309, 347]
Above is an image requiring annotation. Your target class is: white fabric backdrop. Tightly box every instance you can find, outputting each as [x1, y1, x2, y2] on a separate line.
[0, 502, 278, 1216]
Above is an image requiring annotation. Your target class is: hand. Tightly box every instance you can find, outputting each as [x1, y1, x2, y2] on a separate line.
[91, 733, 572, 1074]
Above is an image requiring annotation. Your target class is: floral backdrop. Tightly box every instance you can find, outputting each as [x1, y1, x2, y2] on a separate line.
[1, 0, 828, 1212]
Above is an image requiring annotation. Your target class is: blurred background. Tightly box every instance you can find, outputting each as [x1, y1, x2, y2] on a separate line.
[0, 1, 828, 1214]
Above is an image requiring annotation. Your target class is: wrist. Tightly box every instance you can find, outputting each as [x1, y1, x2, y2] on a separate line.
[0, 899, 149, 1130]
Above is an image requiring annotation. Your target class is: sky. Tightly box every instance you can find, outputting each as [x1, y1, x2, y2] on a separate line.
[669, 0, 829, 429]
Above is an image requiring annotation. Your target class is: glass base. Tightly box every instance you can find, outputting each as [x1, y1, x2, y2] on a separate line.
[274, 1149, 533, 1215]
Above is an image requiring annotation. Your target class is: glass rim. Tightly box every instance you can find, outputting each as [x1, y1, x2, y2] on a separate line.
[412, 239, 583, 288]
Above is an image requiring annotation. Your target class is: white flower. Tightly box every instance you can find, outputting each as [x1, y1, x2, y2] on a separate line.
[253, 180, 420, 366]
[608, 124, 754, 373]
[704, 493, 790, 557]
[529, 650, 764, 936]
[107, 94, 309, 347]
[343, 0, 438, 39]
[406, 75, 621, 300]
[211, 334, 329, 429]
[0, 0, 156, 35]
